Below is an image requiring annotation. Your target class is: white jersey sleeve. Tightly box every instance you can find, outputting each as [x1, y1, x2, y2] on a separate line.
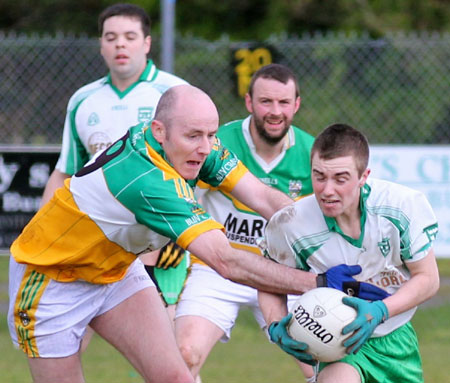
[263, 196, 324, 270]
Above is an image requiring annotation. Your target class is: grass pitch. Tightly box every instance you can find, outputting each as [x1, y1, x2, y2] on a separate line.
[1, 256, 449, 382]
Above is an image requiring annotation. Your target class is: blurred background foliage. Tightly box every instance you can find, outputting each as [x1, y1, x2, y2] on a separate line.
[0, 0, 449, 39]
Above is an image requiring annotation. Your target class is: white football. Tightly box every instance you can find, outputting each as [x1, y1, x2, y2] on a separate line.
[287, 287, 357, 362]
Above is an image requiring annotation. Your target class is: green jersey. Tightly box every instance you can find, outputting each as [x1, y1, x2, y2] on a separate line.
[194, 116, 314, 258]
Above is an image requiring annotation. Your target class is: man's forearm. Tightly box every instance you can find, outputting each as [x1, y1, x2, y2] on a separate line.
[41, 169, 70, 206]
[225, 248, 317, 295]
[383, 250, 439, 318]
[258, 290, 288, 325]
[188, 229, 317, 295]
[230, 172, 293, 220]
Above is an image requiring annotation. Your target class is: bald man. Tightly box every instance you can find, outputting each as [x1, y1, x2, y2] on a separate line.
[8, 85, 370, 383]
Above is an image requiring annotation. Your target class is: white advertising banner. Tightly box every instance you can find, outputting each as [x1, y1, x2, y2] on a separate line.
[369, 146, 450, 258]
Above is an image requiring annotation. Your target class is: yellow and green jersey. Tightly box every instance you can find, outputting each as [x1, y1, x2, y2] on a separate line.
[11, 123, 247, 284]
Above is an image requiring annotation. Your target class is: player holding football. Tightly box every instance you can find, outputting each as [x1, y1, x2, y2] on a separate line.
[8, 86, 388, 383]
[259, 123, 440, 383]
[41, 3, 188, 344]
[175, 64, 316, 382]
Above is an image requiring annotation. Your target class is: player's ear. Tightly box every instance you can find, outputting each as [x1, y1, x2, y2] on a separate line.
[245, 93, 253, 114]
[151, 119, 166, 144]
[295, 96, 301, 113]
[359, 168, 370, 187]
[145, 35, 151, 54]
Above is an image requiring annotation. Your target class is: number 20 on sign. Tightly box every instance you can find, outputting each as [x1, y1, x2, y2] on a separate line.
[234, 47, 272, 97]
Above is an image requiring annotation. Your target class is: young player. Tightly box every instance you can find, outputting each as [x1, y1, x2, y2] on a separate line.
[259, 123, 440, 383]
[175, 63, 316, 382]
[41, 3, 188, 341]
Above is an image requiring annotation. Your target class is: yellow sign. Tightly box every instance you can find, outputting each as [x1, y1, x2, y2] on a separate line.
[233, 47, 273, 97]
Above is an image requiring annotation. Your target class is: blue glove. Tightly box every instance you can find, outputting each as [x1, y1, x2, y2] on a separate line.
[268, 313, 316, 366]
[342, 297, 389, 354]
[317, 264, 390, 301]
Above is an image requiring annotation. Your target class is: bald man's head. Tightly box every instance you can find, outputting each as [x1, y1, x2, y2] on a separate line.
[151, 85, 220, 179]
[154, 85, 219, 136]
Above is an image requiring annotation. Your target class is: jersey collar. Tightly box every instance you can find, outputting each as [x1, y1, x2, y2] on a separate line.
[141, 59, 159, 82]
[106, 60, 158, 98]
[241, 115, 295, 172]
[323, 183, 371, 248]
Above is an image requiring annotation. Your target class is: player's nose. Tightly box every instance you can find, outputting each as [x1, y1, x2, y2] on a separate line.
[197, 136, 211, 155]
[322, 180, 335, 195]
[270, 102, 282, 115]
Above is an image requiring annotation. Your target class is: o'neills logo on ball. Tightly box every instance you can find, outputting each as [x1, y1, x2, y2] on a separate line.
[293, 304, 334, 344]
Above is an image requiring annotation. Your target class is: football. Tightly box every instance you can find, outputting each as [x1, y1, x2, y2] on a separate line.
[287, 287, 357, 362]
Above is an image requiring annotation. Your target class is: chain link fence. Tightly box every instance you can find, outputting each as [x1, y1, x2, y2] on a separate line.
[0, 31, 449, 145]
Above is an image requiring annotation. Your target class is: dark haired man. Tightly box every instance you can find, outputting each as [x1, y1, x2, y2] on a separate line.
[259, 123, 440, 383]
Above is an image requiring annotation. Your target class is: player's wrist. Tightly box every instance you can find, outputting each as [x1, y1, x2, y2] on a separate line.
[268, 321, 279, 340]
[373, 300, 389, 323]
[316, 273, 327, 288]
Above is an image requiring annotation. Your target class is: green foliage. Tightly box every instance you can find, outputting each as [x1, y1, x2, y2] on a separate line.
[0, 0, 448, 39]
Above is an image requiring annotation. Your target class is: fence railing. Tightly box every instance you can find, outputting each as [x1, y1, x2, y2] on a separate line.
[0, 31, 449, 145]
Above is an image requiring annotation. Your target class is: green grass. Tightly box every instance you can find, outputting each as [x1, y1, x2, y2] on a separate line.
[1, 256, 449, 382]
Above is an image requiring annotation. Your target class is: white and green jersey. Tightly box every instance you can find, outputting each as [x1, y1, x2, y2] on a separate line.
[264, 178, 438, 336]
[11, 123, 248, 284]
[56, 60, 187, 175]
[193, 116, 314, 261]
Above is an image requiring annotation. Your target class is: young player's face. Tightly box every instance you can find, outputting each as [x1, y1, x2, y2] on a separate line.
[100, 16, 150, 84]
[311, 153, 369, 219]
[245, 78, 300, 144]
[158, 99, 219, 180]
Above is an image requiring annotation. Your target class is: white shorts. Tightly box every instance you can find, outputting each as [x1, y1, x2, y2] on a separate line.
[175, 264, 300, 342]
[8, 257, 154, 358]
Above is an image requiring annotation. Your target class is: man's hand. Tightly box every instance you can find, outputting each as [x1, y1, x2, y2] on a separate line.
[156, 241, 186, 269]
[268, 314, 316, 365]
[316, 264, 390, 301]
[342, 297, 389, 354]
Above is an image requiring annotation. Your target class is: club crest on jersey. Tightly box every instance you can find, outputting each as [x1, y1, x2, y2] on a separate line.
[220, 147, 230, 160]
[378, 237, 391, 257]
[289, 180, 303, 199]
[138, 107, 154, 122]
[424, 223, 438, 242]
[18, 310, 31, 327]
[183, 197, 205, 215]
[87, 112, 100, 126]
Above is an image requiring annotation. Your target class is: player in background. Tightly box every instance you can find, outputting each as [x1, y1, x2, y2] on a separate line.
[40, 3, 188, 345]
[8, 85, 379, 383]
[174, 64, 311, 382]
[259, 123, 440, 383]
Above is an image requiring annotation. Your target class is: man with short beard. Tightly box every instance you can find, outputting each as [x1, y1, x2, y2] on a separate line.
[175, 64, 316, 382]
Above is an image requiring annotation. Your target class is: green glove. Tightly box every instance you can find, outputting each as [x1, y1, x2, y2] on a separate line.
[342, 297, 389, 354]
[268, 313, 316, 366]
